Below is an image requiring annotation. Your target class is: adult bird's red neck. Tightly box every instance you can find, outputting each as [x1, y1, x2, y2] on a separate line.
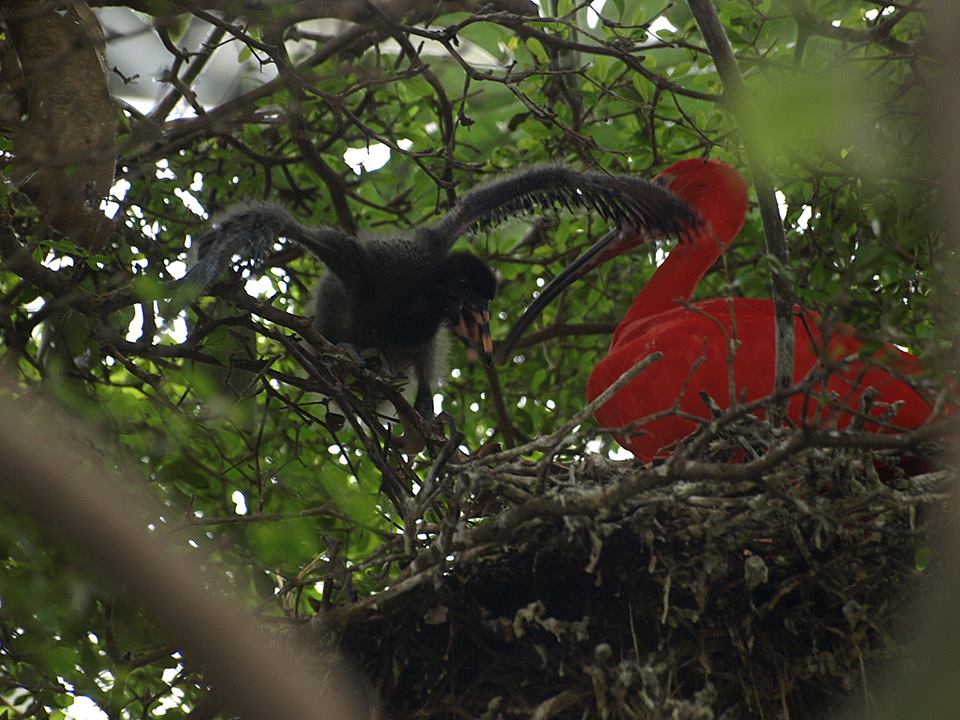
[616, 159, 750, 328]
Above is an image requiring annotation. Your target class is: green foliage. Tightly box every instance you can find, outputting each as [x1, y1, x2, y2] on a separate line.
[0, 1, 942, 716]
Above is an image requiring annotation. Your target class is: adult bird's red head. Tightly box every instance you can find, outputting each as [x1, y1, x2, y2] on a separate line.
[616, 158, 749, 324]
[655, 158, 748, 250]
[501, 158, 936, 461]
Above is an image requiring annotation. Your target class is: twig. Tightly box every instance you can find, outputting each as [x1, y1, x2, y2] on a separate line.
[148, 19, 230, 124]
[478, 351, 664, 463]
[483, 361, 520, 448]
[505, 322, 618, 351]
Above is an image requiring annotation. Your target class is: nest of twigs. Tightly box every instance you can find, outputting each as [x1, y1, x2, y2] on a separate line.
[317, 412, 950, 720]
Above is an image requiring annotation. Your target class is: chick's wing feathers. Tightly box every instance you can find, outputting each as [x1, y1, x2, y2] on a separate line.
[172, 202, 362, 310]
[431, 165, 701, 253]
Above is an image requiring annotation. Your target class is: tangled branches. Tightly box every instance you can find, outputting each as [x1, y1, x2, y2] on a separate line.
[312, 413, 950, 719]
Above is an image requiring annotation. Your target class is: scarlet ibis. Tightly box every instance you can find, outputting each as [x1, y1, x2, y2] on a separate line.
[177, 166, 698, 418]
[501, 158, 934, 460]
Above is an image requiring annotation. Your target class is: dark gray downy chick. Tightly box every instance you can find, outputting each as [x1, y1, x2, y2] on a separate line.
[173, 165, 700, 420]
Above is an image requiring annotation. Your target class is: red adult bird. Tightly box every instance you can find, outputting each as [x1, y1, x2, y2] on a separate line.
[501, 158, 934, 461]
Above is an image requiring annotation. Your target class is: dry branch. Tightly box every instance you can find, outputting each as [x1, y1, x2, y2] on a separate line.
[317, 408, 951, 719]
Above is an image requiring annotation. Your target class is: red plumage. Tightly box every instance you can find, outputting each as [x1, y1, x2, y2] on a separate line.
[586, 159, 933, 461]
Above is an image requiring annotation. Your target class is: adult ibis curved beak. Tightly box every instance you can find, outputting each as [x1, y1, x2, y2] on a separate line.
[495, 227, 645, 364]
[494, 168, 701, 365]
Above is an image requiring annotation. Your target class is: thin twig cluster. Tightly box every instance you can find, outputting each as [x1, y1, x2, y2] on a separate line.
[316, 410, 950, 719]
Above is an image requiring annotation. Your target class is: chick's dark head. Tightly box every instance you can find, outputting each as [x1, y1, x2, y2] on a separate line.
[442, 252, 496, 307]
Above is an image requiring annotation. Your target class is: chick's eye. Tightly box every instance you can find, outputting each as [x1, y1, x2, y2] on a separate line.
[653, 175, 669, 188]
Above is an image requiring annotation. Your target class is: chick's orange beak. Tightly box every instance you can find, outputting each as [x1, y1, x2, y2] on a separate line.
[451, 307, 493, 366]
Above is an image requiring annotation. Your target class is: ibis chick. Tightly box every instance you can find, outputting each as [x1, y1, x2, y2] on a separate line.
[177, 165, 700, 418]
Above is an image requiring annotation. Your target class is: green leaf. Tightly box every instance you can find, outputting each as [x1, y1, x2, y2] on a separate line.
[915, 546, 934, 572]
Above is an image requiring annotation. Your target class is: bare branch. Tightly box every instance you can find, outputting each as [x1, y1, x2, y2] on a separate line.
[686, 0, 796, 422]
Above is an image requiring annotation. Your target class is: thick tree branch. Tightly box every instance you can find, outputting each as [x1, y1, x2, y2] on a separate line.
[0, 388, 365, 720]
[686, 0, 796, 422]
[90, 0, 538, 24]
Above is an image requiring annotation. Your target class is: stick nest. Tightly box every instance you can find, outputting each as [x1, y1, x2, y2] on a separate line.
[323, 415, 950, 720]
